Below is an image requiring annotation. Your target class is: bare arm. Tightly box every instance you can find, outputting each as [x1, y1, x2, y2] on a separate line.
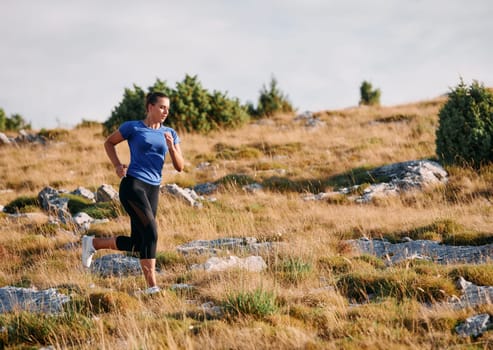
[165, 132, 184, 172]
[104, 130, 127, 178]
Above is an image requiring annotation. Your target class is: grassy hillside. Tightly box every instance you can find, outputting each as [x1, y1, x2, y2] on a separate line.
[1, 96, 493, 349]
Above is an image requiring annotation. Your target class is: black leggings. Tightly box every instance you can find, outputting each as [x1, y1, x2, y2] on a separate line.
[116, 176, 159, 259]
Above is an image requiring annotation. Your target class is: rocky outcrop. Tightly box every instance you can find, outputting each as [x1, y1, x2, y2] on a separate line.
[91, 254, 143, 277]
[0, 130, 47, 146]
[304, 160, 448, 203]
[176, 237, 280, 255]
[38, 186, 72, 224]
[453, 277, 493, 309]
[161, 183, 203, 208]
[37, 185, 115, 230]
[349, 236, 493, 338]
[294, 111, 326, 128]
[191, 255, 267, 272]
[456, 314, 492, 338]
[348, 238, 493, 265]
[193, 182, 219, 196]
[0, 286, 69, 313]
[95, 184, 119, 202]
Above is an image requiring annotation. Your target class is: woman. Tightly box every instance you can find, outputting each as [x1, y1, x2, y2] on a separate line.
[82, 92, 184, 294]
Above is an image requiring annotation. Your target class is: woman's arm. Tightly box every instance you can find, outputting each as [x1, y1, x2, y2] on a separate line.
[104, 130, 127, 177]
[165, 132, 184, 172]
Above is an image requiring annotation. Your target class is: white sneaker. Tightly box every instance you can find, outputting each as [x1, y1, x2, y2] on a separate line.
[81, 235, 95, 268]
[144, 286, 161, 295]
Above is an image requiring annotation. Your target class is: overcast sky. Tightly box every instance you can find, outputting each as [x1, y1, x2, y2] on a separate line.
[1, 0, 492, 129]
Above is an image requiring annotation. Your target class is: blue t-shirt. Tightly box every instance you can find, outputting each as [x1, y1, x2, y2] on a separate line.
[119, 120, 180, 186]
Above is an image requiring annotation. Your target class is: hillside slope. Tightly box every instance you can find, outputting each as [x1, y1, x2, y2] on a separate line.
[1, 95, 493, 349]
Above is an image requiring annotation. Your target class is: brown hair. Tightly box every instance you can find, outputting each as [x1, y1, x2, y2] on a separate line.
[145, 92, 169, 111]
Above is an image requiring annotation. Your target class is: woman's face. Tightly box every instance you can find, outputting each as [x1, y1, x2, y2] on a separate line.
[149, 97, 170, 123]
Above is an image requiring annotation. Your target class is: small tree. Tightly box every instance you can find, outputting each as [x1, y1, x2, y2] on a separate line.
[0, 108, 31, 131]
[253, 77, 294, 118]
[209, 91, 250, 130]
[0, 108, 6, 131]
[103, 79, 173, 135]
[103, 84, 146, 136]
[103, 75, 250, 135]
[359, 80, 381, 106]
[5, 113, 31, 131]
[170, 74, 213, 133]
[435, 79, 493, 168]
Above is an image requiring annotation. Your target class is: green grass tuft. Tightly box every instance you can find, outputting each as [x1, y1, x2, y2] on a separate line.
[276, 256, 313, 285]
[223, 288, 278, 318]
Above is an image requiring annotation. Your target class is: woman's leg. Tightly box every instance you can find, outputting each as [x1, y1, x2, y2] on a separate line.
[82, 236, 118, 268]
[118, 176, 160, 288]
[93, 237, 117, 250]
[140, 259, 157, 287]
[140, 183, 159, 287]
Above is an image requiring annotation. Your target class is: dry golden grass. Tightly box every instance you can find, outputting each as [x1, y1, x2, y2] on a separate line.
[1, 96, 493, 349]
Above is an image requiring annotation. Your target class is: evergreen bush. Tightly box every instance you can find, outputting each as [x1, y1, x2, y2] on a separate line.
[252, 77, 294, 118]
[359, 80, 381, 106]
[0, 108, 31, 131]
[102, 84, 147, 136]
[103, 75, 249, 135]
[435, 80, 493, 167]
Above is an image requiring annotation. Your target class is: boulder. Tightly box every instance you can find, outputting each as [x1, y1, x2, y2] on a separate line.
[91, 254, 143, 277]
[191, 255, 267, 272]
[96, 184, 119, 202]
[37, 186, 72, 223]
[72, 186, 96, 202]
[304, 159, 448, 203]
[0, 286, 69, 314]
[453, 277, 493, 308]
[161, 183, 203, 207]
[348, 238, 493, 265]
[456, 314, 491, 337]
[176, 237, 277, 255]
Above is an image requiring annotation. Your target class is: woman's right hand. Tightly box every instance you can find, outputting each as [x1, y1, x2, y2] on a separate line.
[115, 164, 127, 178]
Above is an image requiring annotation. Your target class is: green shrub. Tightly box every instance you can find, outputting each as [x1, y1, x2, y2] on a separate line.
[223, 288, 278, 318]
[63, 194, 120, 219]
[103, 83, 149, 136]
[359, 81, 381, 106]
[436, 79, 493, 167]
[0, 108, 31, 131]
[103, 75, 250, 135]
[3, 196, 40, 214]
[82, 202, 120, 219]
[250, 76, 294, 118]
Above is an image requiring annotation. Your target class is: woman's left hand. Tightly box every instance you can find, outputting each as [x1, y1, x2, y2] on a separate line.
[164, 131, 184, 172]
[164, 132, 174, 148]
